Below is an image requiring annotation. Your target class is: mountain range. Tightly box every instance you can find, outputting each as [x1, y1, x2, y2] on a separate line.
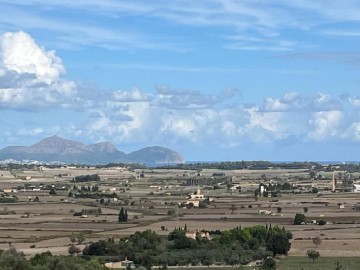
[0, 136, 184, 165]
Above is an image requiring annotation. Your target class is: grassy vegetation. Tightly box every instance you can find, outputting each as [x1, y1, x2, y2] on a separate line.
[278, 256, 360, 270]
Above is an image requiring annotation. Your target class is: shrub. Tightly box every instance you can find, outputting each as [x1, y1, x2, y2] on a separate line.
[318, 220, 326, 226]
[294, 213, 305, 225]
[261, 257, 276, 269]
[306, 250, 320, 263]
[167, 209, 176, 216]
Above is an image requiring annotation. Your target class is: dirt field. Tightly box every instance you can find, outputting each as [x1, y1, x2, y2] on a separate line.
[0, 165, 360, 259]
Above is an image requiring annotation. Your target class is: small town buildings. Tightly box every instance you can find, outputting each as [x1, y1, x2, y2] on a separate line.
[185, 230, 212, 240]
[188, 189, 204, 200]
[353, 184, 360, 192]
[258, 209, 272, 215]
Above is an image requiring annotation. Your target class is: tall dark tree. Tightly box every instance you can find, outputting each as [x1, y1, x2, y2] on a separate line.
[266, 233, 291, 256]
[119, 207, 128, 222]
[294, 213, 306, 225]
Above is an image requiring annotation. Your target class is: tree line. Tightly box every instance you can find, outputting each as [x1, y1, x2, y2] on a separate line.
[0, 249, 105, 270]
[83, 224, 292, 268]
[73, 174, 100, 183]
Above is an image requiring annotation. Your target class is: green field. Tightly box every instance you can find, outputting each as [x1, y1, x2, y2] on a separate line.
[278, 256, 360, 270]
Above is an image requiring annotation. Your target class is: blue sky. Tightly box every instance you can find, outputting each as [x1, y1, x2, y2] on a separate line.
[1, 0, 360, 161]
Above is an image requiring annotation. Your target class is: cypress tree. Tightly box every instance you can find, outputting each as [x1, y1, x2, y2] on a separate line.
[119, 207, 127, 222]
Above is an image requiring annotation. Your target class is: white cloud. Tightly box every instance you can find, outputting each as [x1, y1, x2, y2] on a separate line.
[262, 92, 341, 112]
[0, 31, 64, 84]
[308, 110, 343, 140]
[0, 31, 77, 110]
[112, 88, 150, 102]
[342, 122, 360, 141]
[349, 96, 360, 107]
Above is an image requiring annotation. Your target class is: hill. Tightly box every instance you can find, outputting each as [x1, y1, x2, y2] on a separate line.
[0, 135, 184, 165]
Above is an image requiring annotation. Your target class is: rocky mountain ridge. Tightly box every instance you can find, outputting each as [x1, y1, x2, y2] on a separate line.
[0, 136, 184, 165]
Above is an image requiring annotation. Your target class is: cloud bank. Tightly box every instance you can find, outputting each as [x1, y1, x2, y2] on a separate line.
[1, 31, 360, 160]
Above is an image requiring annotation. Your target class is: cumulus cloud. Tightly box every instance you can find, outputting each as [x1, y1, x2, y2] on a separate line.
[0, 31, 77, 110]
[308, 110, 343, 140]
[0, 31, 64, 84]
[342, 122, 360, 141]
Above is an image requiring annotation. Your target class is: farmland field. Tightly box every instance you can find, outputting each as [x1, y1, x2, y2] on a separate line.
[0, 164, 360, 267]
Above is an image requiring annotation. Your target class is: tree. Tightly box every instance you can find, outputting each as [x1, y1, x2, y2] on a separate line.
[167, 209, 176, 216]
[119, 207, 128, 222]
[303, 207, 308, 213]
[312, 236, 322, 247]
[0, 248, 33, 269]
[309, 171, 316, 179]
[335, 261, 343, 270]
[318, 220, 326, 226]
[276, 207, 282, 213]
[77, 232, 85, 244]
[261, 257, 276, 269]
[70, 233, 77, 244]
[49, 189, 57, 195]
[68, 244, 81, 255]
[294, 213, 305, 225]
[306, 250, 320, 263]
[30, 250, 53, 266]
[199, 200, 208, 208]
[230, 205, 237, 214]
[311, 187, 319, 194]
[266, 233, 291, 256]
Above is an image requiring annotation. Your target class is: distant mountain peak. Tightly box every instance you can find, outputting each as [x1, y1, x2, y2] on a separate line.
[89, 141, 118, 153]
[31, 135, 88, 154]
[127, 146, 184, 164]
[0, 136, 185, 165]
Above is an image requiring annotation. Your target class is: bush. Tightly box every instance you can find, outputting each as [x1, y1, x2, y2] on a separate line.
[311, 187, 319, 194]
[318, 220, 326, 226]
[261, 257, 276, 269]
[167, 209, 176, 216]
[306, 249, 320, 263]
[294, 213, 305, 225]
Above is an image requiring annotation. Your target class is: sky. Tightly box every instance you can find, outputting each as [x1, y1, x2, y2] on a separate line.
[0, 1, 360, 162]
